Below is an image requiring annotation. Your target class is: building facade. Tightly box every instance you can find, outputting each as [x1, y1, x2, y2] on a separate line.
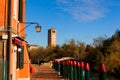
[48, 28, 56, 47]
[0, 0, 30, 80]
[29, 45, 39, 50]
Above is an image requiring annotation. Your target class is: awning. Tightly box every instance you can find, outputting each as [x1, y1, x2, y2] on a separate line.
[13, 38, 22, 46]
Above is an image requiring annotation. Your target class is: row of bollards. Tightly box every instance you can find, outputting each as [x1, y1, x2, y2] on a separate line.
[52, 60, 107, 80]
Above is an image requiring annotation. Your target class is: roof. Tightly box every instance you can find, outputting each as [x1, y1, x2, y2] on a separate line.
[55, 57, 75, 62]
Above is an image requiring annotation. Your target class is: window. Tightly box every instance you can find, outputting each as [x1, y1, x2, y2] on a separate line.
[52, 31, 55, 33]
[17, 46, 24, 69]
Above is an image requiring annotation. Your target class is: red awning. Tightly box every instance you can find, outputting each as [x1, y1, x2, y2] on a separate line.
[13, 38, 22, 46]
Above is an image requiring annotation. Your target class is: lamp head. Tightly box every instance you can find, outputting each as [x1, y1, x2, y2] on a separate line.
[35, 25, 41, 32]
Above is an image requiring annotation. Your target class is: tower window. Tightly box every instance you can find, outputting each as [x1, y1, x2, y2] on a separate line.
[52, 31, 55, 33]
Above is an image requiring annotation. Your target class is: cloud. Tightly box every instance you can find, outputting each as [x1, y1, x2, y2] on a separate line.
[56, 0, 109, 22]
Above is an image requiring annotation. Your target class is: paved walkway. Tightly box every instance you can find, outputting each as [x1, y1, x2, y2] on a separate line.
[30, 64, 65, 80]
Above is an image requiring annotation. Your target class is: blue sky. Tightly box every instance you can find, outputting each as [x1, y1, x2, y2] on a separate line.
[26, 0, 120, 47]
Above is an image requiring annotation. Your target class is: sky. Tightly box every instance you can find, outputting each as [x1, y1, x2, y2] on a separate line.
[26, 0, 120, 47]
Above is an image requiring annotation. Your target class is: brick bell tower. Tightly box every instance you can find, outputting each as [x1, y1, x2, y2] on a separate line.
[48, 28, 56, 47]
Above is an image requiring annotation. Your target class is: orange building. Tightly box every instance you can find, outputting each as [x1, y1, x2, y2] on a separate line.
[0, 0, 30, 80]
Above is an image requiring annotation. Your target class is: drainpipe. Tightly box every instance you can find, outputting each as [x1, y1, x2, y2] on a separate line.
[7, 0, 12, 80]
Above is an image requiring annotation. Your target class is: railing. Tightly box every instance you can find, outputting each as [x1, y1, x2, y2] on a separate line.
[52, 58, 107, 80]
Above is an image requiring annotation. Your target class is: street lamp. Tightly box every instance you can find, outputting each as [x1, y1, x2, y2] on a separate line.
[18, 22, 42, 33]
[36, 25, 42, 32]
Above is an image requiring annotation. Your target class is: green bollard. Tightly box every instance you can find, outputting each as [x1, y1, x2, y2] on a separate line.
[62, 61, 66, 78]
[73, 60, 77, 80]
[67, 60, 70, 79]
[57, 61, 61, 76]
[52, 60, 55, 69]
[85, 63, 90, 80]
[54, 60, 57, 71]
[60, 61, 63, 76]
[53, 60, 56, 69]
[56, 61, 58, 71]
[63, 61, 67, 78]
[99, 63, 107, 80]
[77, 61, 81, 80]
[65, 60, 69, 79]
[52, 60, 54, 68]
[69, 60, 74, 80]
[60, 61, 64, 76]
[80, 61, 85, 80]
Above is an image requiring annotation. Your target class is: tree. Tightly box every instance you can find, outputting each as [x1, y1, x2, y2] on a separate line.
[77, 41, 86, 59]
[104, 52, 120, 74]
[93, 35, 107, 47]
[114, 29, 120, 38]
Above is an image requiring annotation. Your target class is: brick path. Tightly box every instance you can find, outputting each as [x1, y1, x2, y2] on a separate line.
[30, 64, 65, 80]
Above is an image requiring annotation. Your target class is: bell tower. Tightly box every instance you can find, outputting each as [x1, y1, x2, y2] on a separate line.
[48, 28, 56, 47]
